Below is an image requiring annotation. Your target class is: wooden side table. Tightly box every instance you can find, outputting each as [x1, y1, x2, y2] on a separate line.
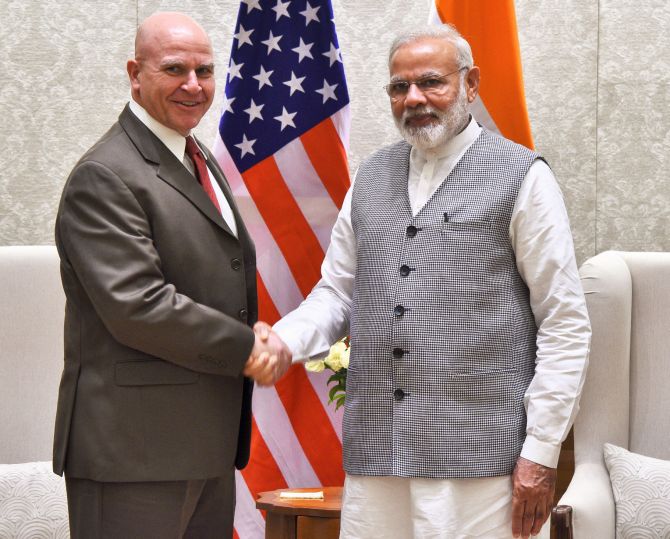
[256, 487, 342, 539]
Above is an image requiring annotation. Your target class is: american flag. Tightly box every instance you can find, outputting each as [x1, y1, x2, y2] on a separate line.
[212, 1, 350, 536]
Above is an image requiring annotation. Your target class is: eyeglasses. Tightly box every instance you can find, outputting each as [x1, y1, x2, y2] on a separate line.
[384, 67, 468, 101]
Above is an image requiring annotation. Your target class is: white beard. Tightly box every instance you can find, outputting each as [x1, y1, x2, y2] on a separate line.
[394, 82, 470, 151]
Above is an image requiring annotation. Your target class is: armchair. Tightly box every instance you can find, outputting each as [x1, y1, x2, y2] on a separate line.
[550, 251, 670, 538]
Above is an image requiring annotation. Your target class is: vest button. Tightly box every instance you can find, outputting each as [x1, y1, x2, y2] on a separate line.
[231, 258, 242, 270]
[238, 309, 248, 321]
[393, 347, 404, 358]
[393, 305, 405, 316]
[406, 225, 418, 237]
[393, 388, 405, 401]
[399, 265, 410, 277]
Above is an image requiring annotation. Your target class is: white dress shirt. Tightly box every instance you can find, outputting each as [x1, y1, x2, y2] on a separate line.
[274, 117, 591, 468]
[128, 99, 238, 237]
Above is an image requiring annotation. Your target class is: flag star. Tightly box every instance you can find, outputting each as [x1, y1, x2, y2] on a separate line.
[299, 2, 320, 25]
[292, 38, 314, 63]
[261, 31, 283, 54]
[272, 0, 291, 21]
[228, 59, 244, 81]
[274, 107, 297, 131]
[222, 95, 235, 114]
[234, 25, 254, 48]
[316, 79, 338, 103]
[241, 0, 262, 13]
[252, 65, 274, 90]
[322, 42, 342, 66]
[235, 135, 257, 158]
[244, 99, 265, 123]
[283, 71, 306, 95]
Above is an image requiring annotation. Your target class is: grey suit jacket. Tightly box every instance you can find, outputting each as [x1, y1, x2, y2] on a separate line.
[53, 105, 257, 482]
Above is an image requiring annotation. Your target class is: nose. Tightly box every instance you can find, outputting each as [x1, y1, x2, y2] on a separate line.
[182, 71, 201, 93]
[403, 82, 427, 107]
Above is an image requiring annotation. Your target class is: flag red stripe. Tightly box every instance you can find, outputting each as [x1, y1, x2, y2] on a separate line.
[300, 117, 350, 208]
[243, 158, 324, 296]
[240, 417, 288, 503]
[275, 366, 345, 486]
[256, 272, 281, 324]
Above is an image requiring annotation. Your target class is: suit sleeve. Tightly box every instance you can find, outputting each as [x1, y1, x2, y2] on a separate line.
[57, 159, 255, 376]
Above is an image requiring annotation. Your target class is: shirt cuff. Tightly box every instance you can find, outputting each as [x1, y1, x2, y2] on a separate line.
[520, 435, 562, 468]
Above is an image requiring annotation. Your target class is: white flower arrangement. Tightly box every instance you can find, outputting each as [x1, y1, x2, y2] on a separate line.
[305, 338, 349, 410]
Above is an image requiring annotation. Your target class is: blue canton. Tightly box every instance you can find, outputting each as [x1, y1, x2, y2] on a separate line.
[220, 0, 349, 173]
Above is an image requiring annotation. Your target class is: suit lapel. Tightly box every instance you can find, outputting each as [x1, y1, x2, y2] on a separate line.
[118, 106, 235, 238]
[200, 142, 254, 246]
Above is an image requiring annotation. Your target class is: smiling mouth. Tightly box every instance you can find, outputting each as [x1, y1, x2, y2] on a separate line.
[405, 113, 437, 125]
[176, 101, 202, 107]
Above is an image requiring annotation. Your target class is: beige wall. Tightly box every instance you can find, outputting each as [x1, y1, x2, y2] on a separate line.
[1, 1, 668, 263]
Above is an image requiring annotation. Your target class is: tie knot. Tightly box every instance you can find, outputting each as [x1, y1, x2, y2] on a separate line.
[185, 136, 201, 160]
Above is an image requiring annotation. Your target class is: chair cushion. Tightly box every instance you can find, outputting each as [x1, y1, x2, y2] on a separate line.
[604, 443, 670, 538]
[0, 461, 68, 538]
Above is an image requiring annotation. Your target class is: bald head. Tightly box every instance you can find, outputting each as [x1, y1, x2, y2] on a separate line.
[127, 11, 215, 135]
[135, 12, 212, 61]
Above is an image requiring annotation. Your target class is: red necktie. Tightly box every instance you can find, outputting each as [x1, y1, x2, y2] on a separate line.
[185, 136, 222, 213]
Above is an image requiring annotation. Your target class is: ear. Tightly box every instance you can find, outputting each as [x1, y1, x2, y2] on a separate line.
[127, 59, 141, 92]
[464, 66, 480, 103]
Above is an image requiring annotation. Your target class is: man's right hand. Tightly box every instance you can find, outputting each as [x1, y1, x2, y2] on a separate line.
[242, 322, 292, 386]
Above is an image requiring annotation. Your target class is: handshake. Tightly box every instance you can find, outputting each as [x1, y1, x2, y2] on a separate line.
[243, 321, 292, 386]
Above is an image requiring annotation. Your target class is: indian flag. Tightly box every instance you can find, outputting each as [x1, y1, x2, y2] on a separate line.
[430, 0, 534, 149]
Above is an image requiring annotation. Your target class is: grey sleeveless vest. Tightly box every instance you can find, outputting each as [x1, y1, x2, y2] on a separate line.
[344, 129, 541, 478]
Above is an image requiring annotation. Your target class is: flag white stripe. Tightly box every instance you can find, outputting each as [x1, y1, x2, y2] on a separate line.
[252, 385, 321, 487]
[428, 0, 441, 24]
[306, 369, 344, 442]
[213, 140, 304, 316]
[331, 105, 351, 153]
[234, 471, 266, 539]
[274, 140, 340, 251]
[470, 95, 500, 134]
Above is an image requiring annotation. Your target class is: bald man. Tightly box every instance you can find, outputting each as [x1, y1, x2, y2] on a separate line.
[53, 12, 290, 538]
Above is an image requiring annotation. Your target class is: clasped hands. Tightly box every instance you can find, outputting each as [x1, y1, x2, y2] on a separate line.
[243, 321, 292, 386]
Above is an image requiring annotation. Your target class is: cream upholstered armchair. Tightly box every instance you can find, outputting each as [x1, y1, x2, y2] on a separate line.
[549, 251, 670, 538]
[0, 246, 68, 537]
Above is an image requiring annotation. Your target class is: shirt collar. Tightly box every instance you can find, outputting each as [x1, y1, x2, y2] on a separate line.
[412, 115, 482, 162]
[128, 98, 188, 163]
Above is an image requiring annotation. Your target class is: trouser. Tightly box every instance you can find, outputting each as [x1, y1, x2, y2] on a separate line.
[339, 474, 538, 539]
[65, 470, 235, 539]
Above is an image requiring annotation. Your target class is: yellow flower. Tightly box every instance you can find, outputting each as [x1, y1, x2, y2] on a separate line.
[305, 359, 326, 373]
[324, 340, 347, 372]
[340, 347, 350, 369]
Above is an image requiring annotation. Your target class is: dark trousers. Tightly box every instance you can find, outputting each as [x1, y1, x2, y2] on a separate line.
[65, 470, 235, 539]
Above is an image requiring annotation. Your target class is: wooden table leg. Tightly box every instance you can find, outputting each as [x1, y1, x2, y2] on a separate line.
[264, 512, 297, 539]
[297, 516, 341, 539]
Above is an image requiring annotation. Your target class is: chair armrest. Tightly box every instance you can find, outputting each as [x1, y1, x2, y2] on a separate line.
[552, 462, 615, 538]
[551, 506, 573, 539]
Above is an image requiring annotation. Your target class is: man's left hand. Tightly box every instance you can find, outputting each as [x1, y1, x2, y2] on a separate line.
[511, 456, 556, 538]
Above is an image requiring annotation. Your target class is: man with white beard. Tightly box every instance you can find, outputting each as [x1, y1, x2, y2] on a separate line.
[272, 24, 590, 539]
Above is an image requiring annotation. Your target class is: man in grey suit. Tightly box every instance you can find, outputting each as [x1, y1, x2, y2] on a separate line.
[53, 12, 290, 538]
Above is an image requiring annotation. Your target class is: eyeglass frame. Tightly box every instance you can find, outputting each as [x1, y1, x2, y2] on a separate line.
[384, 67, 469, 101]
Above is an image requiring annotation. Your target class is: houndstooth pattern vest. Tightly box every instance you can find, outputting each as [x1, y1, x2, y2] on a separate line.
[345, 129, 541, 478]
